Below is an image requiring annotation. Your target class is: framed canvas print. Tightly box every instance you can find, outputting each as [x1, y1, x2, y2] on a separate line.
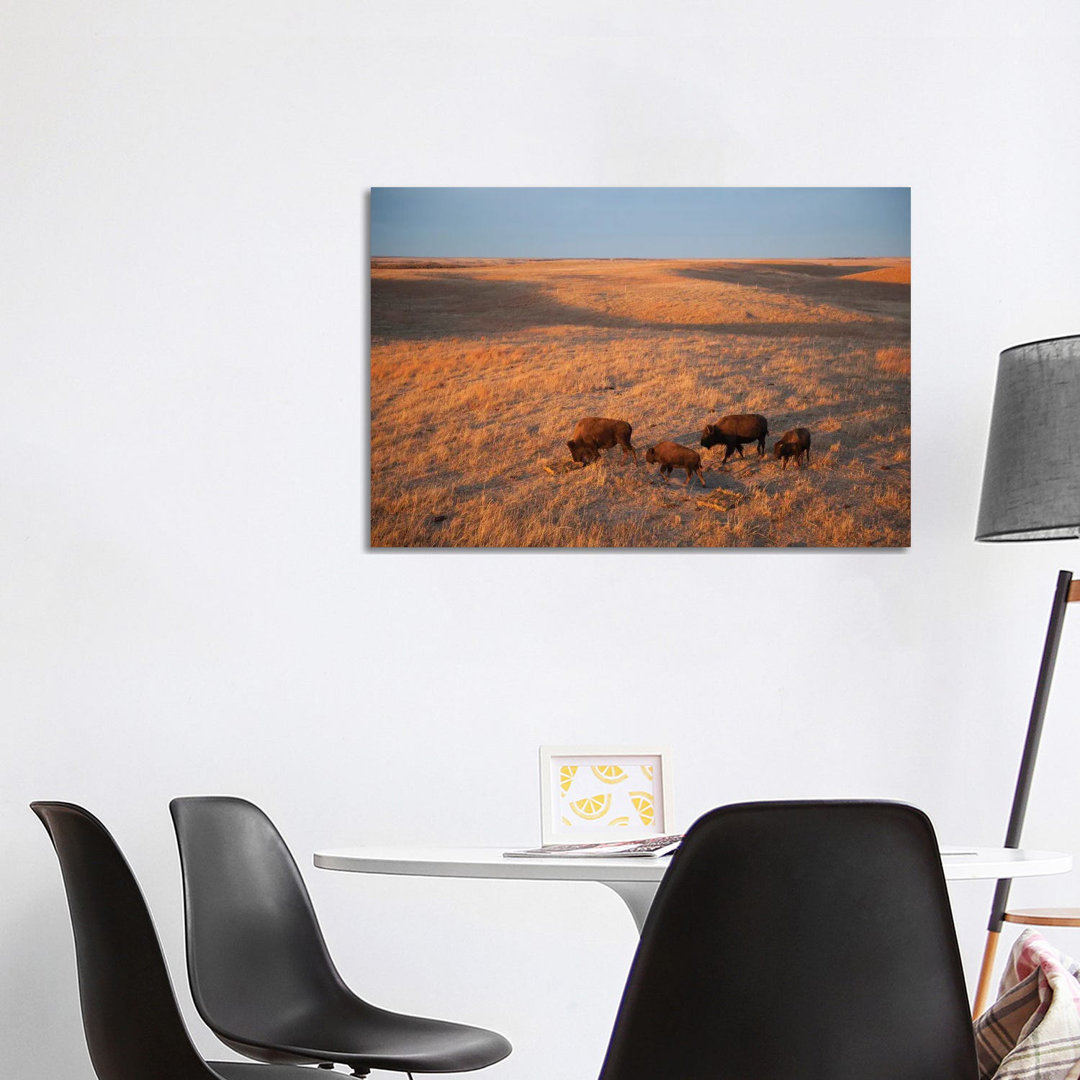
[539, 745, 672, 845]
[370, 187, 910, 548]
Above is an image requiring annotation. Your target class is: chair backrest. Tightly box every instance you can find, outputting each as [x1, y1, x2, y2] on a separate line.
[169, 796, 351, 1043]
[31, 802, 218, 1080]
[598, 801, 978, 1080]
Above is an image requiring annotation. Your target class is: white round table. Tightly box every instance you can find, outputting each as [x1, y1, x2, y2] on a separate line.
[314, 845, 1073, 933]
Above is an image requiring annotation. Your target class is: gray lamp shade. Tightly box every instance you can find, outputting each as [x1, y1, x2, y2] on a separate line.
[977, 334, 1080, 541]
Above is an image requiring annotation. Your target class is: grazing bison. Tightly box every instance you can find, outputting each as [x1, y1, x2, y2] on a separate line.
[773, 427, 812, 469]
[646, 441, 706, 487]
[567, 417, 637, 465]
[700, 413, 769, 462]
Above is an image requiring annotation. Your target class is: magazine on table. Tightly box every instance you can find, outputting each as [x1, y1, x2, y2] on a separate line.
[504, 834, 683, 859]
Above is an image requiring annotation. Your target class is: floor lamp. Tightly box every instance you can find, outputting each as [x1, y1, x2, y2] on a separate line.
[972, 334, 1080, 1018]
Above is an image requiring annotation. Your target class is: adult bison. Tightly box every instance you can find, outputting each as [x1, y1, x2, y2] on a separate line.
[700, 413, 769, 463]
[567, 417, 637, 465]
[774, 427, 812, 469]
[646, 441, 706, 487]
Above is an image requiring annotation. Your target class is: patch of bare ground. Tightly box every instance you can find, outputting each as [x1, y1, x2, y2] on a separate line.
[370, 258, 910, 547]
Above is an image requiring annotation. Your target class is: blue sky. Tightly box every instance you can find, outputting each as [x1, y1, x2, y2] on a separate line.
[371, 188, 910, 259]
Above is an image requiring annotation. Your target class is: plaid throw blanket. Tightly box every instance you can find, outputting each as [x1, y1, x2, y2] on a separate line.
[975, 929, 1080, 1079]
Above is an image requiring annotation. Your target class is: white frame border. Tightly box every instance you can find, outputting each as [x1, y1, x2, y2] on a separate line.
[538, 744, 673, 845]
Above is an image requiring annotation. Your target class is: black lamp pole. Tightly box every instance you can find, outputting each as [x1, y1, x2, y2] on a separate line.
[972, 570, 1073, 1015]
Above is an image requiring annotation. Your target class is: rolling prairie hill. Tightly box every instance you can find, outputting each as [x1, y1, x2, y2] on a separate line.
[369, 257, 910, 548]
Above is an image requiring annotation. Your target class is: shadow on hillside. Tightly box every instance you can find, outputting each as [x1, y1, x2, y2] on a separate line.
[372, 273, 902, 341]
[735, 262, 878, 278]
[372, 273, 641, 338]
[675, 264, 910, 313]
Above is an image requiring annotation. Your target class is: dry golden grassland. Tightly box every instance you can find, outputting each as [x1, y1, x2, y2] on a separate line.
[370, 258, 910, 547]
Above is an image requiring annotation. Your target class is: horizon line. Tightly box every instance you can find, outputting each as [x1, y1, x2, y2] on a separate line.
[370, 253, 912, 261]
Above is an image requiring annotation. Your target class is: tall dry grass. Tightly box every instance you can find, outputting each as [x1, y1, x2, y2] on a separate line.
[370, 258, 910, 547]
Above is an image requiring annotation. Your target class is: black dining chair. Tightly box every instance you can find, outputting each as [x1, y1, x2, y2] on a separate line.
[169, 795, 511, 1078]
[597, 800, 979, 1080]
[30, 801, 318, 1080]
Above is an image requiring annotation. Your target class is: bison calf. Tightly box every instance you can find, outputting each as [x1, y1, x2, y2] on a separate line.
[773, 427, 812, 469]
[567, 417, 637, 465]
[700, 413, 768, 463]
[646, 441, 706, 487]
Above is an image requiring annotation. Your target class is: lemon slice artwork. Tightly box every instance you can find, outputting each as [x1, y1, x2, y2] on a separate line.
[641, 764, 654, 781]
[591, 764, 628, 784]
[569, 793, 612, 821]
[630, 791, 655, 827]
[609, 816, 630, 827]
[559, 765, 578, 794]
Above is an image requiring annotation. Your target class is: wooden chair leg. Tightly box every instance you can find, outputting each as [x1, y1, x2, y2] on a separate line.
[973, 929, 1001, 1019]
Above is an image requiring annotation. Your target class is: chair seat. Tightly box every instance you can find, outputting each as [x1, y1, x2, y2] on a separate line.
[1004, 908, 1080, 927]
[225, 1004, 512, 1073]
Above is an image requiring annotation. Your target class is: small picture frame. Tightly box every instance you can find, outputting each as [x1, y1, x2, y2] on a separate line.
[539, 745, 673, 845]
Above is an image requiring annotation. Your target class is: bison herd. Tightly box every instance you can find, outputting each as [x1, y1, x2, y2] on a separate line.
[567, 414, 811, 488]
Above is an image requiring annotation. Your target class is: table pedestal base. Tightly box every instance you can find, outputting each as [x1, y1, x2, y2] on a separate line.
[601, 881, 659, 934]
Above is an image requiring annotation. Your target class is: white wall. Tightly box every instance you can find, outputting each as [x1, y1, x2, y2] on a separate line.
[5, 2, 1080, 1076]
